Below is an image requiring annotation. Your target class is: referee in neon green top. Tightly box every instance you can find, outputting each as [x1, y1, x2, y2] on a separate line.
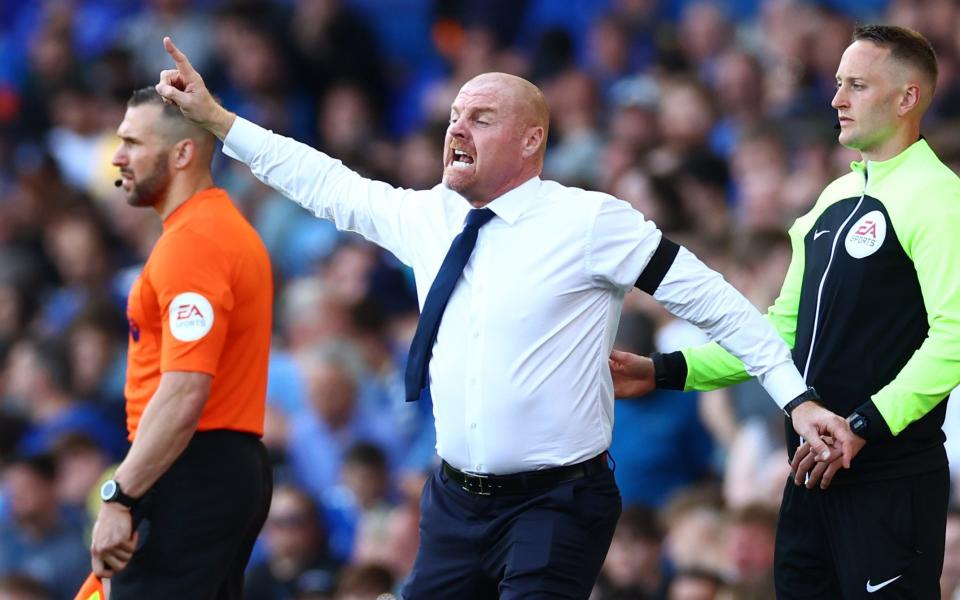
[610, 25, 960, 598]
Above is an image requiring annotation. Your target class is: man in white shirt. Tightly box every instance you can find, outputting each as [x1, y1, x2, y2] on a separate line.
[156, 36, 857, 599]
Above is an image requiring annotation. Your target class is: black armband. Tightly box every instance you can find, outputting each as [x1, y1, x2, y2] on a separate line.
[635, 237, 680, 294]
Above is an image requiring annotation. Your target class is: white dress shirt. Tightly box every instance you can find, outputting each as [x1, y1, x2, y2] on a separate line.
[223, 117, 806, 474]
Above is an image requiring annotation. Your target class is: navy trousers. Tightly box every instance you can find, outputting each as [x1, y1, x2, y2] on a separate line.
[402, 463, 622, 599]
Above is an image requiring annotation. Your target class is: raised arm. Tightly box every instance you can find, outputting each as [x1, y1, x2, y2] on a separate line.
[155, 37, 418, 264]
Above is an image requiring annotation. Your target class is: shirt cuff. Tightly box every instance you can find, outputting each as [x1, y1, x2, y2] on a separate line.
[760, 362, 808, 410]
[222, 116, 269, 163]
[852, 399, 893, 441]
[652, 351, 687, 390]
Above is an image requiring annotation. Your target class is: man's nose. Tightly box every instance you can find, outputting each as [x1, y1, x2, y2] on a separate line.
[448, 119, 466, 138]
[831, 88, 846, 110]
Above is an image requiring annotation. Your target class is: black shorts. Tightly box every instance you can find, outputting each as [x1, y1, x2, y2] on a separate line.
[111, 430, 273, 600]
[774, 467, 948, 599]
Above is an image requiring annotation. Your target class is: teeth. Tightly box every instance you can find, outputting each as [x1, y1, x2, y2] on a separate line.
[452, 149, 473, 166]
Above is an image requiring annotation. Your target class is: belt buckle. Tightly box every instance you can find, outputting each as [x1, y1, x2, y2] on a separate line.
[466, 473, 491, 496]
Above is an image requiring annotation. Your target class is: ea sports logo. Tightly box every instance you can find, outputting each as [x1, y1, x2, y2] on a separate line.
[845, 210, 886, 259]
[169, 292, 215, 341]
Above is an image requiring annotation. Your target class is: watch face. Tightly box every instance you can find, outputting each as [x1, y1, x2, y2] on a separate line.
[851, 414, 867, 434]
[100, 480, 117, 501]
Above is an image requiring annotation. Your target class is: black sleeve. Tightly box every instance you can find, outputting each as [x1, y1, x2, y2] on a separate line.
[634, 236, 680, 295]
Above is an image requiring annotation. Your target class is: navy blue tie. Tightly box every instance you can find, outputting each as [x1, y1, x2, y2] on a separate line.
[405, 208, 495, 401]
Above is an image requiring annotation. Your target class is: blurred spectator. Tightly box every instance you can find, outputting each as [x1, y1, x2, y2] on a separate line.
[678, 2, 733, 83]
[48, 433, 109, 512]
[286, 342, 396, 513]
[660, 484, 727, 576]
[542, 68, 603, 186]
[667, 568, 725, 600]
[0, 454, 88, 600]
[5, 336, 126, 461]
[246, 485, 340, 600]
[394, 129, 444, 190]
[324, 442, 392, 563]
[123, 0, 215, 82]
[724, 503, 777, 588]
[710, 49, 766, 157]
[351, 468, 423, 582]
[213, 9, 313, 140]
[333, 563, 394, 600]
[594, 504, 665, 599]
[39, 209, 118, 335]
[64, 301, 127, 407]
[266, 278, 352, 419]
[652, 79, 717, 178]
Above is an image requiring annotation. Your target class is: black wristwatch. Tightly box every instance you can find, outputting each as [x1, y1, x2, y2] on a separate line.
[849, 412, 869, 437]
[100, 479, 138, 509]
[783, 387, 820, 417]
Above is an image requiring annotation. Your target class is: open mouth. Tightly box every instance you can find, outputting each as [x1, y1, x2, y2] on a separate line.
[451, 149, 475, 169]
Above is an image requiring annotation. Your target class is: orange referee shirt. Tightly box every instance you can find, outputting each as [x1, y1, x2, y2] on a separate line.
[124, 188, 272, 440]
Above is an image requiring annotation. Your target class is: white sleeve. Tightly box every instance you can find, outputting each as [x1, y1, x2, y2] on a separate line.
[222, 116, 414, 264]
[652, 246, 807, 408]
[586, 195, 662, 289]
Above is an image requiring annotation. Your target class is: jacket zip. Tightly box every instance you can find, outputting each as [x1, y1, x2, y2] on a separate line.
[801, 164, 870, 382]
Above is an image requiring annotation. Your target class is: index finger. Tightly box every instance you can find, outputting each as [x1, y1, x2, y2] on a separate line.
[163, 36, 196, 76]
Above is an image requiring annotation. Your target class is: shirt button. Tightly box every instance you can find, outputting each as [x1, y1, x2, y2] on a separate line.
[470, 423, 477, 429]
[472, 330, 480, 339]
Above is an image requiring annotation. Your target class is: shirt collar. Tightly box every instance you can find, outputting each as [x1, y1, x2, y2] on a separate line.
[482, 176, 541, 225]
[848, 137, 932, 182]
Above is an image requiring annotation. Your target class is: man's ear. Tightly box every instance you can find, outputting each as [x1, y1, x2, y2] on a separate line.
[521, 126, 545, 159]
[898, 82, 921, 117]
[171, 138, 195, 169]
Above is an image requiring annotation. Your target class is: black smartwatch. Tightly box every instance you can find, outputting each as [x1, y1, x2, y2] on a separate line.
[849, 412, 869, 437]
[783, 387, 820, 417]
[100, 479, 138, 509]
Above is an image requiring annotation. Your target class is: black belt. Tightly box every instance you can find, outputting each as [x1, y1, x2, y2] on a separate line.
[442, 453, 609, 496]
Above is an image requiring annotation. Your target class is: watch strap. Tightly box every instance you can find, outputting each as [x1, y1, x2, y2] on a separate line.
[784, 387, 820, 417]
[103, 480, 139, 509]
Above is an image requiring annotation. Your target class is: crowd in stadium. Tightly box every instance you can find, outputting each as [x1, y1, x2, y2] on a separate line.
[2, 0, 960, 598]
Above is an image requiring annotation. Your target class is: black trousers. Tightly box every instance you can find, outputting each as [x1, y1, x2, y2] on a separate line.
[775, 467, 948, 599]
[111, 430, 273, 599]
[402, 463, 622, 600]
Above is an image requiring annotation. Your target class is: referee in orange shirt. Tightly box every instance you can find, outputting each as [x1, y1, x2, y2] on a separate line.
[89, 87, 274, 598]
